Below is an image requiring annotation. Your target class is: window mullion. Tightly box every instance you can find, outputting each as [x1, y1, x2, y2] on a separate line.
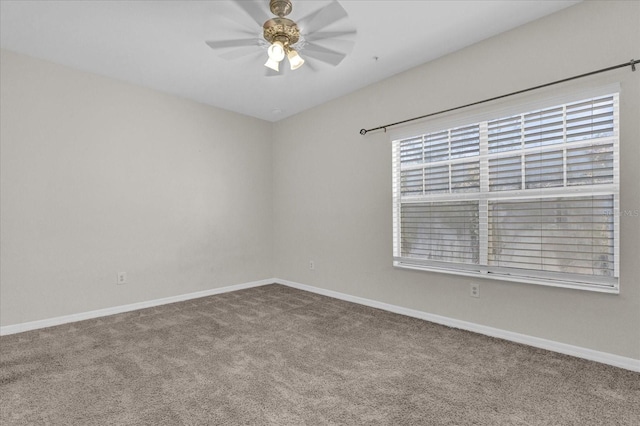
[521, 153, 526, 190]
[479, 121, 489, 267]
[613, 93, 620, 280]
[562, 104, 568, 187]
[392, 141, 401, 258]
[520, 113, 526, 190]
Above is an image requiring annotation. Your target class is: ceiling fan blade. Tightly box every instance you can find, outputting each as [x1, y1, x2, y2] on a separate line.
[220, 47, 264, 61]
[302, 42, 347, 67]
[304, 30, 357, 43]
[303, 60, 317, 72]
[264, 67, 283, 77]
[297, 1, 349, 34]
[232, 0, 270, 27]
[205, 39, 260, 50]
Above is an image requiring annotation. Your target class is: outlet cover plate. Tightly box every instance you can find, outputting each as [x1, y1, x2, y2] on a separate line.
[470, 283, 480, 298]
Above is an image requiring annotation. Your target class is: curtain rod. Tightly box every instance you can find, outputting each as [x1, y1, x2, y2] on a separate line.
[359, 59, 638, 136]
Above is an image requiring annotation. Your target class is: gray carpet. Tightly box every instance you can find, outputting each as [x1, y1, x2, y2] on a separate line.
[1, 284, 638, 425]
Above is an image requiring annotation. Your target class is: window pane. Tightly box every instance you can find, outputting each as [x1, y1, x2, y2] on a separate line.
[524, 106, 564, 148]
[488, 196, 614, 276]
[424, 130, 449, 162]
[566, 96, 614, 142]
[566, 142, 614, 186]
[489, 115, 522, 153]
[489, 155, 522, 191]
[400, 137, 423, 166]
[451, 161, 480, 193]
[450, 124, 480, 158]
[424, 165, 449, 194]
[401, 202, 479, 264]
[525, 149, 564, 189]
[401, 169, 423, 195]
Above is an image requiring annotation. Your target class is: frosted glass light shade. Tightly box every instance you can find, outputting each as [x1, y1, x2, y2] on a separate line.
[264, 57, 280, 71]
[287, 49, 305, 70]
[267, 42, 285, 61]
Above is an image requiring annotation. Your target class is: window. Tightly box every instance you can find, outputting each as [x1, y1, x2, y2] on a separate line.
[392, 90, 619, 292]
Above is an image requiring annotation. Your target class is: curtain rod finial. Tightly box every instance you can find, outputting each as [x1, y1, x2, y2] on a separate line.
[360, 129, 367, 135]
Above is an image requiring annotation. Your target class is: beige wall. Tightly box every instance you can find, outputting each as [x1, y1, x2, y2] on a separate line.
[0, 50, 273, 326]
[273, 1, 640, 359]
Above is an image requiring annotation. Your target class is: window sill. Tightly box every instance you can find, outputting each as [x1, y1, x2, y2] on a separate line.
[393, 261, 620, 294]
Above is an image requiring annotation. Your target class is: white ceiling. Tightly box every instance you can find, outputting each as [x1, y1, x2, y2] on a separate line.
[0, 0, 580, 122]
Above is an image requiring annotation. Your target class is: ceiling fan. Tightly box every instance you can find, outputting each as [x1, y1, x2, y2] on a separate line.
[206, 0, 356, 74]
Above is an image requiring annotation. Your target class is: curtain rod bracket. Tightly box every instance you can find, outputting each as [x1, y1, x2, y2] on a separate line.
[631, 59, 636, 72]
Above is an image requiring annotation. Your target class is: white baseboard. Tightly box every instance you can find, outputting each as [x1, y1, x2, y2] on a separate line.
[0, 279, 273, 336]
[274, 278, 640, 373]
[2, 277, 638, 372]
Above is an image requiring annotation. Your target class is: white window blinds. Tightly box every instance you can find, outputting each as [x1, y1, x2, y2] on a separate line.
[392, 92, 619, 292]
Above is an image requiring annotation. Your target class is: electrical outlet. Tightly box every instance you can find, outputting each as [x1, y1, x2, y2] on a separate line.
[309, 260, 315, 270]
[470, 283, 480, 298]
[117, 272, 127, 285]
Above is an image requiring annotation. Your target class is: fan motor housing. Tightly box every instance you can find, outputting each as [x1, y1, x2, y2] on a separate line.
[270, 0, 292, 17]
[263, 17, 300, 46]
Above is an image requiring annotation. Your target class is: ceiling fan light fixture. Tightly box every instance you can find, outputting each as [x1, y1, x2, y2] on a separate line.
[264, 57, 281, 72]
[287, 48, 305, 70]
[267, 41, 285, 62]
[262, 11, 301, 74]
[207, 0, 355, 76]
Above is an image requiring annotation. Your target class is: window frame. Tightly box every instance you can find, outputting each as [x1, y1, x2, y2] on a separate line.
[391, 84, 620, 294]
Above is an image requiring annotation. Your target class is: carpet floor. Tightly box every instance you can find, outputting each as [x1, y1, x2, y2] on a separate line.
[1, 284, 638, 425]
